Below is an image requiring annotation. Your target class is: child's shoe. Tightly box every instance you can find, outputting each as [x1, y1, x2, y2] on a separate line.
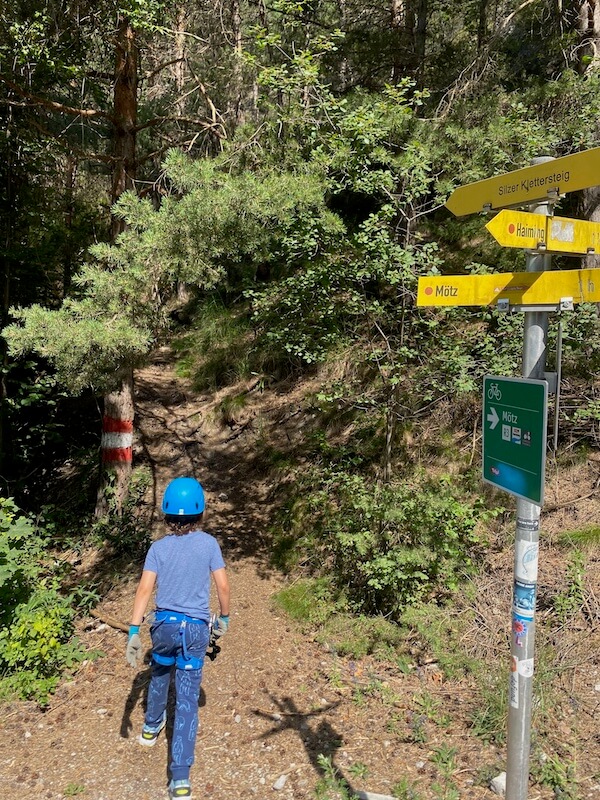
[168, 778, 192, 798]
[138, 711, 166, 747]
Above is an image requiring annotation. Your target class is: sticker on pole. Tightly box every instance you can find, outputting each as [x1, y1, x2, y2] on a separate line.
[482, 376, 548, 505]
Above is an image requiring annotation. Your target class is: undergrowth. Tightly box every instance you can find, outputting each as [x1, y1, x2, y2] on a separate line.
[274, 466, 492, 616]
[0, 499, 93, 703]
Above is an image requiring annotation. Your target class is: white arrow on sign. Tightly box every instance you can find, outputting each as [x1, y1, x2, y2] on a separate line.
[487, 406, 499, 430]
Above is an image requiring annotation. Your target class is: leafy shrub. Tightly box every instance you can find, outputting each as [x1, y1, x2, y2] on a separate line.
[0, 582, 83, 682]
[0, 498, 87, 702]
[0, 498, 45, 620]
[90, 466, 151, 556]
[277, 470, 486, 616]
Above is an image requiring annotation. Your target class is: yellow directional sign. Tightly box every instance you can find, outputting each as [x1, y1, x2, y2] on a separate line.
[486, 210, 600, 255]
[548, 215, 600, 254]
[445, 148, 600, 217]
[485, 210, 546, 250]
[417, 268, 600, 307]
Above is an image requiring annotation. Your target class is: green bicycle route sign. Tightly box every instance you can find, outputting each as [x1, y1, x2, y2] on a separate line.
[482, 376, 548, 506]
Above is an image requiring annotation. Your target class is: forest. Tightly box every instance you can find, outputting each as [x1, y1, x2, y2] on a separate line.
[1, 2, 600, 799]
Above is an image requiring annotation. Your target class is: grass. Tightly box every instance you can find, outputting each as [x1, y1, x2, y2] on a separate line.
[273, 577, 412, 660]
[399, 603, 480, 680]
[558, 525, 600, 549]
[172, 301, 254, 392]
[63, 784, 86, 797]
[392, 777, 422, 800]
[469, 663, 508, 744]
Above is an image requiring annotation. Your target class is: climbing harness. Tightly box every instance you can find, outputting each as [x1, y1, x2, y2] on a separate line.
[152, 610, 207, 670]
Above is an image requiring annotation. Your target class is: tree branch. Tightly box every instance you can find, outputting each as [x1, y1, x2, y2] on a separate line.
[0, 74, 115, 123]
[143, 57, 186, 84]
[134, 115, 227, 139]
[435, 0, 540, 118]
[26, 116, 116, 164]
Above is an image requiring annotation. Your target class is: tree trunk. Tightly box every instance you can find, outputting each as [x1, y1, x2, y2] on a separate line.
[0, 106, 17, 475]
[391, 0, 411, 82]
[390, 0, 426, 84]
[229, 0, 245, 126]
[576, 1, 600, 72]
[110, 14, 138, 239]
[97, 14, 138, 516]
[174, 5, 187, 117]
[62, 156, 77, 298]
[338, 0, 350, 92]
[414, 0, 428, 86]
[477, 0, 488, 53]
[96, 366, 135, 517]
[577, 2, 600, 273]
[383, 386, 400, 484]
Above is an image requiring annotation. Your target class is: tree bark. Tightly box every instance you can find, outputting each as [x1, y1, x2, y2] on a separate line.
[97, 14, 138, 516]
[390, 0, 427, 84]
[62, 156, 77, 298]
[96, 366, 135, 517]
[477, 0, 488, 53]
[576, 0, 600, 72]
[110, 14, 138, 239]
[576, 2, 600, 272]
[414, 0, 428, 86]
[173, 5, 187, 118]
[229, 0, 245, 125]
[0, 105, 17, 475]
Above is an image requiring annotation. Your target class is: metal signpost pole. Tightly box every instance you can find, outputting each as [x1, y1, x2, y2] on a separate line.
[505, 158, 554, 800]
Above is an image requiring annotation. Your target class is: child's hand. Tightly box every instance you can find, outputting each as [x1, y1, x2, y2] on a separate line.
[126, 626, 142, 667]
[213, 615, 229, 637]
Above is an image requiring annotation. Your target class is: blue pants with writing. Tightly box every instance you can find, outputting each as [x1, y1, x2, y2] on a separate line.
[146, 619, 209, 781]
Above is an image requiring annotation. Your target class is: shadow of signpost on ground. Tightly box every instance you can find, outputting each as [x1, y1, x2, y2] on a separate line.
[253, 694, 359, 797]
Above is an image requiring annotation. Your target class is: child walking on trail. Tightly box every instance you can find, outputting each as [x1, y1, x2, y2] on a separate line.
[126, 476, 230, 800]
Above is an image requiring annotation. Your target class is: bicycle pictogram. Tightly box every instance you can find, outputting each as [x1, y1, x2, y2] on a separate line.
[487, 382, 502, 401]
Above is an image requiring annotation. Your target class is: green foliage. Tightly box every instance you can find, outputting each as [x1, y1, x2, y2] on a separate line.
[273, 578, 335, 625]
[558, 525, 600, 549]
[431, 744, 458, 777]
[0, 499, 88, 702]
[347, 762, 368, 779]
[551, 550, 586, 623]
[470, 663, 509, 745]
[273, 579, 409, 660]
[173, 301, 255, 391]
[0, 581, 82, 675]
[533, 752, 579, 800]
[6, 303, 150, 394]
[315, 754, 351, 800]
[158, 150, 345, 283]
[0, 497, 45, 616]
[2, 360, 69, 470]
[392, 777, 422, 800]
[278, 470, 486, 616]
[90, 466, 151, 556]
[399, 602, 480, 680]
[63, 784, 86, 798]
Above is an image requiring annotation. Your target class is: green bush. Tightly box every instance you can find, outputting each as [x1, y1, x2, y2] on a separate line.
[89, 466, 151, 556]
[277, 471, 487, 616]
[0, 498, 45, 621]
[0, 582, 82, 674]
[0, 498, 87, 702]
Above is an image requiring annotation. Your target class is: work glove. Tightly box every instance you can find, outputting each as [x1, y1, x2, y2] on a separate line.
[212, 615, 229, 639]
[126, 625, 142, 667]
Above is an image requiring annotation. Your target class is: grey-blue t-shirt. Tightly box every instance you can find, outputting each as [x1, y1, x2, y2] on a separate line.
[143, 530, 226, 620]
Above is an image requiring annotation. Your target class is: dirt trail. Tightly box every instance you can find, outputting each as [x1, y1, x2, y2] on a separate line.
[0, 349, 597, 800]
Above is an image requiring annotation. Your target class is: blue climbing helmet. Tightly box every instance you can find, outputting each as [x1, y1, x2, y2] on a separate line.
[162, 477, 205, 516]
